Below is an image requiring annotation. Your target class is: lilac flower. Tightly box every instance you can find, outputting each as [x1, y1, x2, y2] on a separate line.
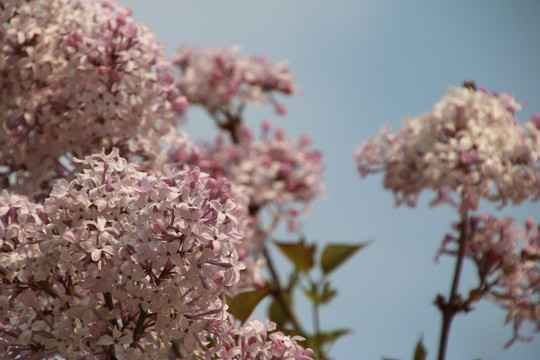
[355, 86, 540, 209]
[0, 0, 189, 200]
[173, 45, 297, 116]
[438, 214, 540, 347]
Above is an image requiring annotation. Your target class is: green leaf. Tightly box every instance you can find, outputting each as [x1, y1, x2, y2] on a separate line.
[303, 287, 319, 304]
[320, 281, 337, 305]
[303, 281, 337, 306]
[227, 287, 270, 323]
[286, 271, 299, 293]
[321, 241, 370, 275]
[274, 238, 316, 273]
[268, 298, 289, 330]
[413, 336, 427, 360]
[305, 328, 351, 349]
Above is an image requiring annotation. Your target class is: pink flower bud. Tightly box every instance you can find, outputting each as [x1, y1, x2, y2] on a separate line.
[98, 66, 109, 75]
[116, 14, 127, 26]
[275, 127, 285, 140]
[221, 193, 231, 203]
[220, 179, 231, 192]
[172, 96, 189, 113]
[459, 149, 476, 164]
[299, 134, 311, 147]
[531, 113, 540, 130]
[65, 31, 83, 48]
[275, 104, 287, 115]
[525, 216, 534, 231]
[262, 119, 272, 133]
[205, 178, 216, 189]
[188, 167, 200, 182]
[288, 219, 299, 232]
[158, 69, 175, 85]
[239, 125, 252, 143]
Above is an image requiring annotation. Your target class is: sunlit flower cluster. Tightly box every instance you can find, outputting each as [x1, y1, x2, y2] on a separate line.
[216, 319, 314, 360]
[0, 149, 313, 359]
[1, 149, 242, 358]
[173, 45, 297, 115]
[0, 0, 188, 200]
[438, 214, 540, 347]
[355, 86, 540, 208]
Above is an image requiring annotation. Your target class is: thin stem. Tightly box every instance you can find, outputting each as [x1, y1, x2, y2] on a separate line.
[437, 208, 469, 360]
[262, 245, 304, 335]
[132, 306, 148, 347]
[104, 292, 114, 310]
[216, 107, 306, 339]
[312, 296, 323, 359]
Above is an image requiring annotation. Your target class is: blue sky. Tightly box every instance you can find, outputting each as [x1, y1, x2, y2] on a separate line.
[120, 1, 540, 359]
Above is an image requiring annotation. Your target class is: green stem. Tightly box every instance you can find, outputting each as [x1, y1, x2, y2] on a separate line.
[312, 295, 323, 359]
[132, 306, 148, 346]
[262, 245, 304, 335]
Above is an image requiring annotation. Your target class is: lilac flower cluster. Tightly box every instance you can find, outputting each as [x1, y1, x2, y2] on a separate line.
[355, 86, 540, 209]
[1, 0, 188, 200]
[0, 149, 313, 359]
[168, 121, 325, 295]
[355, 84, 540, 348]
[217, 319, 313, 360]
[0, 0, 318, 358]
[173, 45, 297, 116]
[438, 215, 540, 347]
[170, 121, 326, 231]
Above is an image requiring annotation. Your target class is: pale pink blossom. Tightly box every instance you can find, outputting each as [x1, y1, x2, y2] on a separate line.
[355, 85, 540, 208]
[173, 45, 297, 116]
[438, 214, 540, 347]
[0, 0, 188, 200]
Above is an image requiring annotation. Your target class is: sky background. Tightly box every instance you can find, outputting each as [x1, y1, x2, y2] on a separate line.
[119, 1, 540, 359]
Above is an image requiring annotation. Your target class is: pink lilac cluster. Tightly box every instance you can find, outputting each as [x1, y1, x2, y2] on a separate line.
[169, 121, 326, 231]
[168, 122, 324, 295]
[0, 149, 312, 359]
[172, 45, 297, 116]
[215, 319, 313, 360]
[354, 86, 540, 209]
[0, 0, 188, 200]
[437, 214, 540, 347]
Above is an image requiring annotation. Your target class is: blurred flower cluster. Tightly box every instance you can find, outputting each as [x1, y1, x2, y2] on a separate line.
[173, 45, 297, 117]
[355, 82, 540, 352]
[438, 214, 540, 347]
[355, 85, 540, 209]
